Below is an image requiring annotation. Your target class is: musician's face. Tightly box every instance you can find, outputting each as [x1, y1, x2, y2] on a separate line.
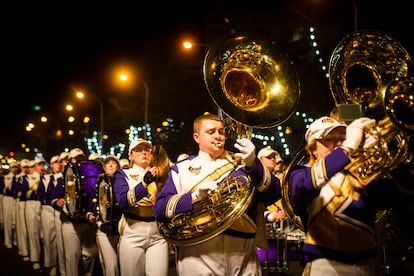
[130, 144, 152, 168]
[193, 119, 225, 160]
[104, 160, 119, 176]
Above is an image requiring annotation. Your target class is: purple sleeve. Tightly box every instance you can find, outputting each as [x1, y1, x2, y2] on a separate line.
[50, 178, 64, 209]
[113, 169, 150, 210]
[37, 180, 46, 204]
[246, 158, 282, 206]
[154, 165, 193, 220]
[290, 147, 350, 216]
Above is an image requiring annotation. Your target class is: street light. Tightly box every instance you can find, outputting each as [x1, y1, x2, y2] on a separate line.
[75, 91, 104, 153]
[119, 73, 149, 138]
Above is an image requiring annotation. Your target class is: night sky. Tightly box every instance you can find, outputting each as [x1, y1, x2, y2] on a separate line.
[2, 1, 412, 160]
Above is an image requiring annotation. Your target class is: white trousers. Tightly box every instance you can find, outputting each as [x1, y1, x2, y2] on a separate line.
[302, 257, 377, 276]
[25, 200, 41, 263]
[62, 221, 98, 276]
[2, 196, 16, 248]
[96, 228, 119, 276]
[117, 216, 169, 276]
[41, 205, 57, 267]
[16, 200, 29, 257]
[54, 210, 66, 276]
[176, 234, 261, 276]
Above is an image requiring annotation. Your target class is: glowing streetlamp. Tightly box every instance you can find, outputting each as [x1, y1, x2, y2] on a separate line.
[119, 73, 149, 137]
[75, 91, 104, 152]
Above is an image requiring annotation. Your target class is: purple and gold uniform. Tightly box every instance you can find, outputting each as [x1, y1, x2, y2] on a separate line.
[154, 150, 281, 275]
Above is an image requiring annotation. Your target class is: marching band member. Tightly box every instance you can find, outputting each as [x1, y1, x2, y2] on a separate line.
[61, 148, 98, 276]
[50, 151, 70, 276]
[14, 159, 31, 262]
[38, 155, 61, 275]
[258, 146, 287, 224]
[154, 113, 281, 276]
[2, 161, 20, 249]
[114, 138, 169, 276]
[287, 116, 414, 275]
[25, 157, 47, 270]
[88, 155, 121, 276]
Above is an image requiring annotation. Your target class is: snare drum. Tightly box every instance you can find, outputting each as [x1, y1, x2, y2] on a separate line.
[64, 160, 104, 220]
[257, 225, 305, 270]
[96, 174, 122, 233]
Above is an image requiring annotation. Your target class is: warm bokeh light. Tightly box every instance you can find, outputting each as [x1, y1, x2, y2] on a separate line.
[119, 74, 128, 81]
[112, 66, 136, 90]
[183, 41, 193, 49]
[76, 91, 84, 99]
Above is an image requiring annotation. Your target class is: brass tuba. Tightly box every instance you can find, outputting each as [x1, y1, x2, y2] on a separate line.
[158, 32, 301, 246]
[329, 30, 414, 185]
[204, 32, 300, 128]
[281, 30, 414, 230]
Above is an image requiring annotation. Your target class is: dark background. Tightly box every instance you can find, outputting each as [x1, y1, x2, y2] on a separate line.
[1, 0, 412, 162]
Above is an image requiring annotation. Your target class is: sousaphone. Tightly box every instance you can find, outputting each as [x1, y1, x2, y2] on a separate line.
[282, 30, 414, 231]
[204, 32, 300, 128]
[158, 32, 301, 246]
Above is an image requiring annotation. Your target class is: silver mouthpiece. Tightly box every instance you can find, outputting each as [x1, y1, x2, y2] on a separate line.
[214, 141, 222, 147]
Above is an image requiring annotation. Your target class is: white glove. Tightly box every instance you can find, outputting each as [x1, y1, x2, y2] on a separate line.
[234, 138, 256, 168]
[363, 129, 379, 149]
[342, 117, 376, 152]
[191, 181, 217, 203]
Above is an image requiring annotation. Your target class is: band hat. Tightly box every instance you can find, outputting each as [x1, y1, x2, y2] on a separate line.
[257, 146, 283, 163]
[59, 151, 69, 161]
[69, 148, 86, 159]
[50, 155, 60, 164]
[176, 153, 189, 162]
[88, 153, 101, 161]
[305, 116, 346, 144]
[34, 157, 47, 165]
[9, 161, 19, 168]
[119, 158, 130, 168]
[104, 155, 120, 166]
[128, 138, 152, 155]
[21, 159, 30, 168]
[28, 160, 36, 167]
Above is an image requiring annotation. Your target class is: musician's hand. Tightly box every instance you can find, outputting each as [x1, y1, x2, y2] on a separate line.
[363, 129, 379, 149]
[143, 170, 156, 185]
[234, 138, 256, 168]
[56, 198, 65, 208]
[191, 181, 217, 203]
[87, 212, 96, 224]
[342, 117, 376, 153]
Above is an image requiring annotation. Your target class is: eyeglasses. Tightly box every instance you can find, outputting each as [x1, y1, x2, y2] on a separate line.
[132, 147, 152, 153]
[265, 155, 276, 159]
